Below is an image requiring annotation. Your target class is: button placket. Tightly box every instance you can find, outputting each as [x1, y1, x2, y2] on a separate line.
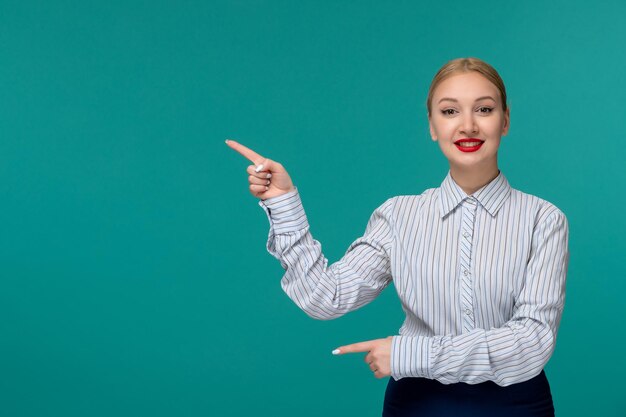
[459, 197, 477, 332]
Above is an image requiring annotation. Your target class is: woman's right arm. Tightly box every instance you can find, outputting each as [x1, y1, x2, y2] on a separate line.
[227, 140, 394, 320]
[260, 189, 395, 320]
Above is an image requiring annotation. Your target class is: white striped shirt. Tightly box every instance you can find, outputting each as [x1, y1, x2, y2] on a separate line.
[258, 172, 569, 387]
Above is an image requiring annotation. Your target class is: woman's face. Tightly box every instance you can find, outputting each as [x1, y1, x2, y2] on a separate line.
[429, 71, 510, 173]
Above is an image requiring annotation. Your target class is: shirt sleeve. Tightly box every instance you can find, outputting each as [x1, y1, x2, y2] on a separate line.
[391, 208, 569, 386]
[258, 188, 395, 320]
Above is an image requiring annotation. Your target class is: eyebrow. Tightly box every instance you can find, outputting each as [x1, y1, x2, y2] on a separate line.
[438, 96, 497, 104]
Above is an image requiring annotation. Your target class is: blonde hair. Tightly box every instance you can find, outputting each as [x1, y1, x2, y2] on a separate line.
[426, 57, 508, 116]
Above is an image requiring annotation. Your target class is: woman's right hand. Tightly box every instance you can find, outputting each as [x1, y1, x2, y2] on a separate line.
[226, 139, 295, 200]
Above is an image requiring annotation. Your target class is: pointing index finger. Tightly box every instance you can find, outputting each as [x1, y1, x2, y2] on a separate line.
[332, 340, 375, 355]
[225, 139, 264, 164]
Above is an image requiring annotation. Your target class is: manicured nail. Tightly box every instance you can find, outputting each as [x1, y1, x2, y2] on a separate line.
[332, 349, 340, 355]
[225, 139, 229, 144]
[255, 164, 264, 173]
[266, 173, 272, 179]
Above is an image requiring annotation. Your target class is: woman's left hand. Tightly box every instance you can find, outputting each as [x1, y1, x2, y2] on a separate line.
[333, 336, 393, 379]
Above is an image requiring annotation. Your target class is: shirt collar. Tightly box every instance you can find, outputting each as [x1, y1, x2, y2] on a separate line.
[438, 171, 511, 218]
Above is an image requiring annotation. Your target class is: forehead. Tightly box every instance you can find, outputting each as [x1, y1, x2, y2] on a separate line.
[433, 72, 501, 103]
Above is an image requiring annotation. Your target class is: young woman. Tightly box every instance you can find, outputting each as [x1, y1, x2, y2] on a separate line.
[226, 57, 569, 416]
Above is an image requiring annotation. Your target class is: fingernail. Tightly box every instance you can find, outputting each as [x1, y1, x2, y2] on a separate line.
[332, 349, 340, 355]
[265, 186, 269, 191]
[225, 139, 229, 144]
[255, 164, 264, 173]
[266, 173, 272, 179]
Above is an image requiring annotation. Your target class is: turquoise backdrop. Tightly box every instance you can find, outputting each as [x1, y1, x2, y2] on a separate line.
[1, 1, 625, 416]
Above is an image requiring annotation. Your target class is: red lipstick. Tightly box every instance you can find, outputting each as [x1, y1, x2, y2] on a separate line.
[454, 138, 484, 153]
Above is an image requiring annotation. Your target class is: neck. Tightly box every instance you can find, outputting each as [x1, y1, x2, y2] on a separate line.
[449, 163, 500, 196]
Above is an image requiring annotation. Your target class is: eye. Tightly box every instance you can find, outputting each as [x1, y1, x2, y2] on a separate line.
[441, 108, 457, 116]
[477, 106, 493, 114]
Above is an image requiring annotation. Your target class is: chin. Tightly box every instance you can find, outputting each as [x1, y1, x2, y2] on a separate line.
[452, 156, 498, 169]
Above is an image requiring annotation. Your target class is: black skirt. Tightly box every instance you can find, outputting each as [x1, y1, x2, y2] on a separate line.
[382, 370, 554, 417]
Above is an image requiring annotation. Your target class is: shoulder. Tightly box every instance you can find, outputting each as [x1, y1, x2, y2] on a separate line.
[509, 187, 568, 229]
[385, 187, 438, 208]
[373, 187, 439, 221]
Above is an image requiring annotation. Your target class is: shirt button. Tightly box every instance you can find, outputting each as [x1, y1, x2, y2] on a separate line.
[463, 270, 469, 276]
[465, 309, 472, 316]
[463, 231, 470, 238]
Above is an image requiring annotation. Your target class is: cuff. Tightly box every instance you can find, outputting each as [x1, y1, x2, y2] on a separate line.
[258, 188, 309, 234]
[390, 335, 431, 381]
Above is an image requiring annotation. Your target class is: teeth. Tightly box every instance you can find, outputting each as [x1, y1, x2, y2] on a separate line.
[457, 141, 482, 147]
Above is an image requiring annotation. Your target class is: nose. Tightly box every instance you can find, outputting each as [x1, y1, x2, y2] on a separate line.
[460, 113, 478, 136]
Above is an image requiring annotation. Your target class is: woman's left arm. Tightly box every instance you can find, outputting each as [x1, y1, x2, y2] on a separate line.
[338, 208, 569, 386]
[391, 209, 569, 386]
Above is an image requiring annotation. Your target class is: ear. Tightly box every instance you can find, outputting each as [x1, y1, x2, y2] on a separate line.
[501, 107, 510, 136]
[429, 115, 438, 141]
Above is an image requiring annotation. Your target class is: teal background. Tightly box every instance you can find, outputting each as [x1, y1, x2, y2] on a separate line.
[1, 1, 624, 416]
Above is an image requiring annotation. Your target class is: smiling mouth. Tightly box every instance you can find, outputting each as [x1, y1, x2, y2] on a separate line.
[454, 138, 484, 152]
